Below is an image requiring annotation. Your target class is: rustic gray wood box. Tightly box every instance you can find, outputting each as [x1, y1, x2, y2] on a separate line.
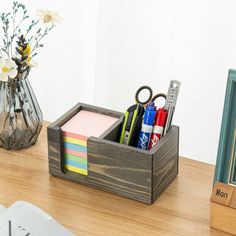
[47, 103, 179, 204]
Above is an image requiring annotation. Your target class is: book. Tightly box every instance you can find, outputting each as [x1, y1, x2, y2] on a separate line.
[0, 201, 75, 235]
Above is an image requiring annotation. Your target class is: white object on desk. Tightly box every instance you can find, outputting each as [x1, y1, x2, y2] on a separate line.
[0, 201, 75, 236]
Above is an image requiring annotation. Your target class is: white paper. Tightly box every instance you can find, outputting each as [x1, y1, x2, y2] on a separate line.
[0, 201, 75, 236]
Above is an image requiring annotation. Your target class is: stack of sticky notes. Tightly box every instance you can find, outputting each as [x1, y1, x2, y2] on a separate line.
[61, 110, 118, 175]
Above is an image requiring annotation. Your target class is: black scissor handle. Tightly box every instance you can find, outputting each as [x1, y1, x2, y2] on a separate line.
[151, 93, 166, 103]
[135, 86, 153, 105]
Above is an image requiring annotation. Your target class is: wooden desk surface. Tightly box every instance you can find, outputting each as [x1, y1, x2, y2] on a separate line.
[0, 124, 228, 236]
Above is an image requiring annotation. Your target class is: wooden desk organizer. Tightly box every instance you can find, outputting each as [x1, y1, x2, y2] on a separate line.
[47, 103, 179, 204]
[211, 182, 236, 235]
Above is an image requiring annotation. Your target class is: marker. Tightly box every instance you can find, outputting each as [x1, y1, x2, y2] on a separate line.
[137, 102, 156, 150]
[148, 108, 168, 150]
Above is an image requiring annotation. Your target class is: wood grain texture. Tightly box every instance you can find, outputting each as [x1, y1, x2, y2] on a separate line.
[152, 126, 179, 203]
[48, 103, 178, 204]
[87, 126, 179, 204]
[47, 103, 125, 196]
[211, 202, 236, 235]
[48, 103, 123, 137]
[229, 187, 236, 209]
[47, 126, 64, 174]
[87, 137, 152, 203]
[0, 122, 228, 235]
[211, 182, 234, 206]
[48, 103, 81, 128]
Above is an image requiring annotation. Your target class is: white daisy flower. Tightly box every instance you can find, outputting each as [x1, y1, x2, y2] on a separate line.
[37, 9, 63, 24]
[0, 59, 18, 82]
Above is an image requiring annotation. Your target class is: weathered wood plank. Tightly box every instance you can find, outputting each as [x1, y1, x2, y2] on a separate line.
[47, 103, 179, 204]
[47, 126, 64, 174]
[87, 137, 152, 203]
[48, 103, 81, 128]
[48, 103, 124, 140]
[80, 103, 123, 119]
[152, 126, 179, 203]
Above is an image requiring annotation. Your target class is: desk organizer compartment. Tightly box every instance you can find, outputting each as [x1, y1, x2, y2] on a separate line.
[61, 108, 120, 176]
[47, 103, 179, 204]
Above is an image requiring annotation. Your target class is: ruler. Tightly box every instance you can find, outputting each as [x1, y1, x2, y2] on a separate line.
[163, 80, 181, 135]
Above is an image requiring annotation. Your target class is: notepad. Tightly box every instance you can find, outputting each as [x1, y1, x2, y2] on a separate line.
[61, 110, 118, 175]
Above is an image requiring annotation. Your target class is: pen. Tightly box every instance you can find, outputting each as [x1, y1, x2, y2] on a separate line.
[137, 102, 156, 150]
[148, 108, 168, 150]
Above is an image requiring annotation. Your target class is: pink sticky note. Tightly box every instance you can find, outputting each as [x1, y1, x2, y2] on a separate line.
[61, 110, 118, 138]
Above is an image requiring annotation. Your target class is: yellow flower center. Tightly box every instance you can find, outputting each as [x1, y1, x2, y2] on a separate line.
[44, 14, 53, 23]
[2, 67, 9, 73]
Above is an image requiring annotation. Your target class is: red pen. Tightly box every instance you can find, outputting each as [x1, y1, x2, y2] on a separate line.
[148, 108, 168, 150]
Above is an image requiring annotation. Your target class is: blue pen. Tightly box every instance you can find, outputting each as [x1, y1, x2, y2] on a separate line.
[137, 102, 156, 150]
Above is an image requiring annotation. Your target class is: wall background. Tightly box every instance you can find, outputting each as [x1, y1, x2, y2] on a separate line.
[95, 0, 236, 164]
[2, 0, 236, 164]
[1, 0, 98, 121]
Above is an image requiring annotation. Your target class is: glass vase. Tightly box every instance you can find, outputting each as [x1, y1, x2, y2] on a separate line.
[0, 68, 43, 150]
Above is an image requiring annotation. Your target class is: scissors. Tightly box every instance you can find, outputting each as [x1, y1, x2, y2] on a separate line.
[135, 85, 166, 106]
[120, 86, 166, 146]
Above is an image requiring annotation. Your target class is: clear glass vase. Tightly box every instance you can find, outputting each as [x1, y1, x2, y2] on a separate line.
[0, 69, 43, 150]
